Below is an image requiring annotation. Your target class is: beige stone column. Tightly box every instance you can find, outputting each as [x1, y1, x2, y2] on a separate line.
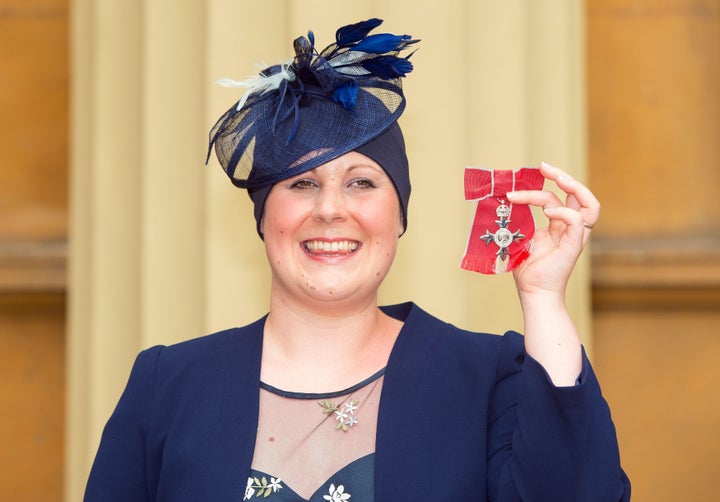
[67, 2, 143, 500]
[67, 1, 588, 499]
[141, 1, 206, 348]
[67, 1, 206, 499]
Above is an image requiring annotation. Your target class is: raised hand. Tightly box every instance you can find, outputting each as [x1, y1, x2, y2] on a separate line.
[507, 161, 599, 297]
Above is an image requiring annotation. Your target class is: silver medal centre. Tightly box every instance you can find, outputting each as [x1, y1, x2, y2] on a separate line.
[493, 227, 513, 248]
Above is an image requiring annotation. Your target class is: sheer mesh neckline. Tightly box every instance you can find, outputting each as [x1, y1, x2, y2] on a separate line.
[259, 367, 386, 400]
[251, 368, 385, 499]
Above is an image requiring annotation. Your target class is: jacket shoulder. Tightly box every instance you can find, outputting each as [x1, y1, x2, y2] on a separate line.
[150, 316, 265, 367]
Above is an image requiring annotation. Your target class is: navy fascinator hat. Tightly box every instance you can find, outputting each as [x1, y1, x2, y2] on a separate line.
[207, 18, 418, 237]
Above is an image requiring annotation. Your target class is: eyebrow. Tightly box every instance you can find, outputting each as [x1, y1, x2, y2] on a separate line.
[345, 162, 383, 174]
[294, 160, 383, 179]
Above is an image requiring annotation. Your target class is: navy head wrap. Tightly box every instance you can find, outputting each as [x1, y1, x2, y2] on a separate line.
[207, 19, 418, 238]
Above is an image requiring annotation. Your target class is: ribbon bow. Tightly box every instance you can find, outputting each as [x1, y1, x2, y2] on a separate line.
[461, 167, 544, 274]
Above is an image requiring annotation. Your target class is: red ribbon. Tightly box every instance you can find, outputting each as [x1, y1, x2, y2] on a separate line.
[461, 167, 545, 274]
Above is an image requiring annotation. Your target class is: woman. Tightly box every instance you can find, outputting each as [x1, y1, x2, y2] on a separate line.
[85, 19, 630, 501]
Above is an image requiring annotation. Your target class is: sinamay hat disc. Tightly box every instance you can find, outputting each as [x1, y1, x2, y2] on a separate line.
[207, 18, 418, 192]
[210, 80, 405, 190]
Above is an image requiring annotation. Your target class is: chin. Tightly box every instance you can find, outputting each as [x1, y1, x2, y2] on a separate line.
[298, 275, 383, 306]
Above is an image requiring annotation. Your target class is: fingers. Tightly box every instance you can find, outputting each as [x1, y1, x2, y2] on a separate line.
[539, 161, 600, 228]
[507, 162, 600, 231]
[542, 206, 587, 244]
[506, 187, 563, 209]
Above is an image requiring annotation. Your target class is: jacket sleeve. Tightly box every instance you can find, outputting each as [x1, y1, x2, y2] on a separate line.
[487, 332, 631, 502]
[84, 346, 164, 502]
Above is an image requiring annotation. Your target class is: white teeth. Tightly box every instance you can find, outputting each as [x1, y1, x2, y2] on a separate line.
[304, 240, 359, 253]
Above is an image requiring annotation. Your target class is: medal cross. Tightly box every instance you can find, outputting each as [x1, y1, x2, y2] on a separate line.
[480, 203, 525, 261]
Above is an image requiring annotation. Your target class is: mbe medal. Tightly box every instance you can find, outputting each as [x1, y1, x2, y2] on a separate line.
[461, 168, 544, 275]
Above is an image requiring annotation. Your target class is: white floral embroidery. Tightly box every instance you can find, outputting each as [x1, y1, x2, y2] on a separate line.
[243, 475, 284, 499]
[243, 477, 255, 500]
[323, 483, 351, 501]
[269, 477, 282, 493]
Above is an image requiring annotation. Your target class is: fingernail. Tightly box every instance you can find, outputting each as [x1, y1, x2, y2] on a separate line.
[558, 173, 573, 181]
[543, 207, 555, 214]
[540, 161, 554, 169]
[506, 191, 518, 199]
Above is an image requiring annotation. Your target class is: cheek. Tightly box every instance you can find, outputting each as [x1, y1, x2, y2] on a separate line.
[264, 230, 292, 270]
[366, 201, 402, 251]
[263, 194, 299, 235]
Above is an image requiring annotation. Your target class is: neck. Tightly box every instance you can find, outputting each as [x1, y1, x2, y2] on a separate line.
[261, 294, 401, 392]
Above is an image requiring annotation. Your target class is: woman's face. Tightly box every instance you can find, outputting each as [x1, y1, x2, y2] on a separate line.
[262, 151, 403, 307]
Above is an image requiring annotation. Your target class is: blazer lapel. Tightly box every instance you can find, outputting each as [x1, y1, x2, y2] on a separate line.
[375, 303, 444, 501]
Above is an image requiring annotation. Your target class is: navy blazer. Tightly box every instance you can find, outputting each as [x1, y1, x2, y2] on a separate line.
[86, 302, 630, 501]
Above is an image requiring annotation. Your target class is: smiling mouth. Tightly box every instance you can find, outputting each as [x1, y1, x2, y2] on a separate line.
[303, 240, 360, 255]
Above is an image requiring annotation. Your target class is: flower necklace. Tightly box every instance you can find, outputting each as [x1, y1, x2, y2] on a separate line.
[318, 398, 360, 432]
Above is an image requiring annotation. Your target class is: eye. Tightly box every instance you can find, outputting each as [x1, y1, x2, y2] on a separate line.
[290, 179, 317, 189]
[348, 178, 376, 189]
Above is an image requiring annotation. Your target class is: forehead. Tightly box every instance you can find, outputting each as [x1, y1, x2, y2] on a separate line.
[296, 151, 385, 177]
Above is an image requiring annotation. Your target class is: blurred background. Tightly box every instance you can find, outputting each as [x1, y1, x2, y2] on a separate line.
[1, 0, 718, 500]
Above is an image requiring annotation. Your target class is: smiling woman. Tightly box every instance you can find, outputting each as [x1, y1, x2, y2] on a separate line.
[84, 18, 630, 501]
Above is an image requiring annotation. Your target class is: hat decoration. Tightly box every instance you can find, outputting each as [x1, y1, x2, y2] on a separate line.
[207, 18, 418, 191]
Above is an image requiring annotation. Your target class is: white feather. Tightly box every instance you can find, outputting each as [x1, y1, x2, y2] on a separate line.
[215, 59, 296, 112]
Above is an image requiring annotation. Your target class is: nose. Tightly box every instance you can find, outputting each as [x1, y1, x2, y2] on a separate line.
[312, 184, 347, 223]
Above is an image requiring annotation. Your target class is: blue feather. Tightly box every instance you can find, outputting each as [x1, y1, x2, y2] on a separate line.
[333, 81, 358, 111]
[362, 56, 414, 79]
[354, 33, 412, 54]
[335, 18, 383, 47]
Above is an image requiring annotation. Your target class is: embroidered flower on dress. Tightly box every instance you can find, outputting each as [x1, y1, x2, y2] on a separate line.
[323, 483, 352, 501]
[243, 477, 255, 500]
[269, 478, 282, 493]
[243, 475, 283, 499]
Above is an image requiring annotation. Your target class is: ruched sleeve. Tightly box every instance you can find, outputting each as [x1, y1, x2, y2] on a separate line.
[487, 332, 631, 501]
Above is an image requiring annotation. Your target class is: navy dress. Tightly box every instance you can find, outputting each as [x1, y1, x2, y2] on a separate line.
[85, 302, 631, 501]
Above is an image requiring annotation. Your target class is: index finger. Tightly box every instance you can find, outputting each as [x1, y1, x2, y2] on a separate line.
[539, 161, 600, 226]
